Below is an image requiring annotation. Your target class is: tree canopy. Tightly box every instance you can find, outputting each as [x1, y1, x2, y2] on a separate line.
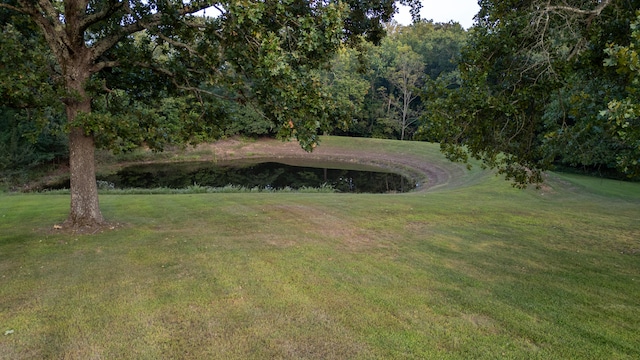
[422, 0, 640, 186]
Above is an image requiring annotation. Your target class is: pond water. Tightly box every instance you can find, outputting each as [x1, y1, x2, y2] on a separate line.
[94, 159, 415, 193]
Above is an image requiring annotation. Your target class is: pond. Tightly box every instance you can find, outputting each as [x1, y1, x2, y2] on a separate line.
[94, 158, 415, 193]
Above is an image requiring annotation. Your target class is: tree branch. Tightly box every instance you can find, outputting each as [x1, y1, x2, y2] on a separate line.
[78, 0, 126, 33]
[0, 3, 25, 13]
[134, 62, 233, 101]
[154, 31, 200, 58]
[521, 0, 615, 81]
[33, 0, 61, 21]
[88, 19, 149, 64]
[90, 60, 120, 73]
[544, 0, 612, 16]
[15, 0, 73, 64]
[88, 2, 219, 67]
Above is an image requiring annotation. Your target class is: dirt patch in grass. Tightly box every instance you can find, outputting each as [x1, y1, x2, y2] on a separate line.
[45, 221, 125, 235]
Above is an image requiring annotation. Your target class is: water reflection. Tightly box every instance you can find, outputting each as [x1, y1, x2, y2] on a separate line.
[101, 161, 413, 193]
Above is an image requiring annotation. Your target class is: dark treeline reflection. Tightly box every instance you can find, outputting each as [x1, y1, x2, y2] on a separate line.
[100, 161, 414, 193]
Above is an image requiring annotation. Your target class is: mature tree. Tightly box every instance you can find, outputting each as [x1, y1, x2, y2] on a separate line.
[423, 0, 639, 186]
[385, 43, 423, 140]
[0, 0, 420, 229]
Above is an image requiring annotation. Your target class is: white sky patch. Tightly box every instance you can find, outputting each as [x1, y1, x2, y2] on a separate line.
[193, 1, 481, 29]
[193, 6, 220, 17]
[394, 0, 480, 29]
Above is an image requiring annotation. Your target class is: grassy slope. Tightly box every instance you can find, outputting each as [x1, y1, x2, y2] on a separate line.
[1, 137, 639, 359]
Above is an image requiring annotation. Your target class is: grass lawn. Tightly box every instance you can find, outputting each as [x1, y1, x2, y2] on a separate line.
[1, 137, 639, 359]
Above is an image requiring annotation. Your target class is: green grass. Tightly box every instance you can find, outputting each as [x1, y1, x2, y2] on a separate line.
[1, 138, 639, 359]
[552, 172, 640, 199]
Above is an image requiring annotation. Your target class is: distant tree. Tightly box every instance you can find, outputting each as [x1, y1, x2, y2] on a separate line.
[321, 46, 370, 134]
[396, 21, 467, 80]
[0, 0, 421, 229]
[385, 44, 423, 140]
[352, 21, 466, 140]
[360, 35, 399, 138]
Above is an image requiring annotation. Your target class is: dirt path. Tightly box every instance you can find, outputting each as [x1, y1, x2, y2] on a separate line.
[197, 138, 468, 191]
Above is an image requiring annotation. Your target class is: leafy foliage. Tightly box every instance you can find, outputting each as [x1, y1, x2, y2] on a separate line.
[334, 21, 468, 140]
[0, 108, 67, 172]
[602, 12, 640, 177]
[0, 5, 67, 176]
[423, 0, 640, 186]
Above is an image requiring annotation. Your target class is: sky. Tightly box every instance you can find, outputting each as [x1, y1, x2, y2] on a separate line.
[394, 0, 480, 29]
[196, 1, 481, 29]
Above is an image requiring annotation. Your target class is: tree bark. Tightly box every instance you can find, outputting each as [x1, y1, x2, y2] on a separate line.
[65, 125, 104, 228]
[62, 71, 104, 228]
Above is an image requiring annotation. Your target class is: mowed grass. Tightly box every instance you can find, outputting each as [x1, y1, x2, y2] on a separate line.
[1, 138, 639, 359]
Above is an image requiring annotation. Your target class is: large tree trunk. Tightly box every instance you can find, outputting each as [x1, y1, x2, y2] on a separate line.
[65, 126, 104, 228]
[63, 80, 104, 228]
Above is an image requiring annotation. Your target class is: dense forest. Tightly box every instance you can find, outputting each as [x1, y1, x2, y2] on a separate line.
[2, 0, 639, 186]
